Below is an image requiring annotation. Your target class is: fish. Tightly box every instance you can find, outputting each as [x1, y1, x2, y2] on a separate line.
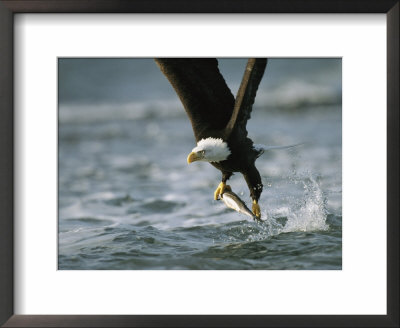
[220, 190, 262, 221]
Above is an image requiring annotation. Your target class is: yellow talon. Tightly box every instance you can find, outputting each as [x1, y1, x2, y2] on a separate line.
[252, 200, 261, 219]
[214, 182, 231, 200]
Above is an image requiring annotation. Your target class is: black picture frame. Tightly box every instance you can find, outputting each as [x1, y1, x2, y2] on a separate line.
[0, 1, 398, 327]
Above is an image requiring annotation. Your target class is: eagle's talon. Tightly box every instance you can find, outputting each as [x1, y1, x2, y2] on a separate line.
[252, 200, 261, 219]
[214, 182, 231, 200]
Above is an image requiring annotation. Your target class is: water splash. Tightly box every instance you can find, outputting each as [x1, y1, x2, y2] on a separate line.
[224, 172, 330, 243]
[282, 174, 329, 232]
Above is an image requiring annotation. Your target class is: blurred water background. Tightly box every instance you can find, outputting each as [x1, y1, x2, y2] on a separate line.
[58, 58, 342, 270]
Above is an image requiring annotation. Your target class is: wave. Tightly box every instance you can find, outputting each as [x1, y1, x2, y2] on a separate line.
[59, 99, 182, 124]
[59, 81, 341, 124]
[257, 80, 341, 111]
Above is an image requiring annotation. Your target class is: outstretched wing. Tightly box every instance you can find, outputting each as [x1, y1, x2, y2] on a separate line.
[155, 58, 235, 141]
[223, 58, 267, 139]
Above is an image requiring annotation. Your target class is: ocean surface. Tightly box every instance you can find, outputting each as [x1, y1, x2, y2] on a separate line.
[58, 58, 342, 270]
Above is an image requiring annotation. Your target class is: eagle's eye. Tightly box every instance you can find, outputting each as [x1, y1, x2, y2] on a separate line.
[200, 150, 206, 155]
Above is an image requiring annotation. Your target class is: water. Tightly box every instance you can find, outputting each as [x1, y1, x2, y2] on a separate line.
[58, 58, 342, 270]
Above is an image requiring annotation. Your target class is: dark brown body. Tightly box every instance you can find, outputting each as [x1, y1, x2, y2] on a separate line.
[212, 133, 263, 202]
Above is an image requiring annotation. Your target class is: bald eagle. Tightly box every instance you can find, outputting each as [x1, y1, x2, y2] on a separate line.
[155, 58, 267, 219]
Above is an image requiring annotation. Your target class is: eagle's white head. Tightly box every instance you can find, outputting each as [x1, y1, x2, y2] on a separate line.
[187, 138, 231, 163]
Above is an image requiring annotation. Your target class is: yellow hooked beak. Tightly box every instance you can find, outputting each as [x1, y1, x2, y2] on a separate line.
[187, 151, 202, 164]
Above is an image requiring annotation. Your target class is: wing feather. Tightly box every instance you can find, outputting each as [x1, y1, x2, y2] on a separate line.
[223, 58, 267, 139]
[155, 58, 235, 141]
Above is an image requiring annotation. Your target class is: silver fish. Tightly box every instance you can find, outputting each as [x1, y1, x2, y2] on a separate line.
[220, 190, 261, 221]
